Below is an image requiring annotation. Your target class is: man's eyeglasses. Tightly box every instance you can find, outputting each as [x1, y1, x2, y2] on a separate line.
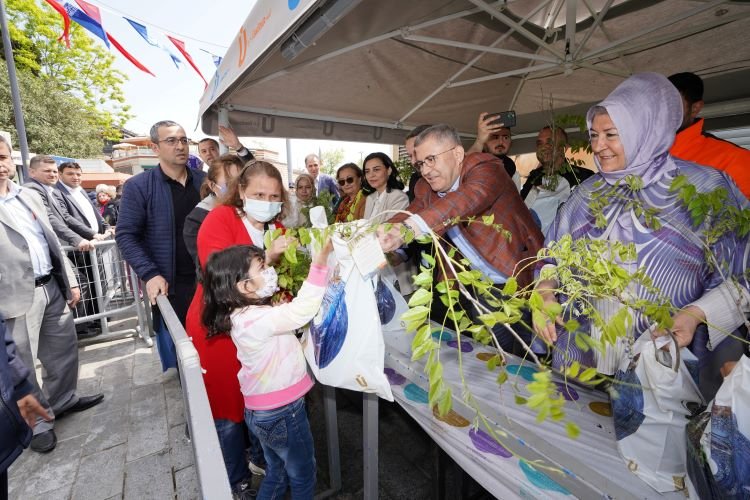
[159, 137, 190, 146]
[413, 147, 456, 172]
[338, 176, 357, 186]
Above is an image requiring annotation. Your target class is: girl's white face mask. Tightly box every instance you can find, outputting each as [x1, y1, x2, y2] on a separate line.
[254, 266, 279, 298]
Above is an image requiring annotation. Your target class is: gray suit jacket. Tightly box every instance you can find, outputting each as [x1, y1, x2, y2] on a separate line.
[23, 179, 89, 246]
[55, 181, 107, 236]
[0, 187, 77, 319]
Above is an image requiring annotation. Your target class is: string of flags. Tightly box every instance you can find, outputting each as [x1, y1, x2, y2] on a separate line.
[42, 0, 222, 87]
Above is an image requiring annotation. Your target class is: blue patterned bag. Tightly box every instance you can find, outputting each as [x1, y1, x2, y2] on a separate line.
[686, 355, 750, 500]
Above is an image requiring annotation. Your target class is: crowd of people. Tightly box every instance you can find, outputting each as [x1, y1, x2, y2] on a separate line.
[2, 70, 750, 499]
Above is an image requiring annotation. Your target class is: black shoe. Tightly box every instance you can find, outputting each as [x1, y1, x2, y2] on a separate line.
[57, 393, 105, 419]
[30, 430, 57, 453]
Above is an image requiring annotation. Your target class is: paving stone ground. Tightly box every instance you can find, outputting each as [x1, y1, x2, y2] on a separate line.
[8, 333, 493, 499]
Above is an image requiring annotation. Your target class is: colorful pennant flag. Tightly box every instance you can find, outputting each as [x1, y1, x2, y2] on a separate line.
[125, 17, 182, 69]
[63, 1, 109, 47]
[107, 33, 155, 76]
[167, 36, 208, 88]
[72, 0, 154, 76]
[201, 48, 223, 68]
[43, 0, 72, 48]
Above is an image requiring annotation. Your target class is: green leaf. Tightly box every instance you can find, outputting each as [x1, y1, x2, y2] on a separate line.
[578, 367, 597, 382]
[514, 395, 528, 405]
[407, 288, 432, 307]
[528, 291, 544, 310]
[565, 421, 581, 439]
[422, 253, 436, 267]
[412, 271, 433, 287]
[564, 319, 580, 332]
[502, 277, 517, 296]
[481, 214, 495, 225]
[496, 370, 508, 385]
[436, 387, 452, 416]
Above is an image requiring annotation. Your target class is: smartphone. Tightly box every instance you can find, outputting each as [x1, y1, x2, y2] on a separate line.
[487, 110, 516, 128]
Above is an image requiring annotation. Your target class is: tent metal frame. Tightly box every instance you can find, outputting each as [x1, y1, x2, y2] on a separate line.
[217, 0, 744, 139]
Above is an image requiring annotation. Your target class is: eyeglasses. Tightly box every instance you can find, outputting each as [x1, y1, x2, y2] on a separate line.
[338, 176, 357, 186]
[413, 147, 456, 172]
[159, 137, 190, 146]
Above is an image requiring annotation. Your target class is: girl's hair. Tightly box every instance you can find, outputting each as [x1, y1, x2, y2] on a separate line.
[200, 154, 244, 198]
[202, 244, 270, 337]
[222, 160, 289, 220]
[336, 162, 372, 195]
[294, 172, 317, 197]
[362, 152, 404, 193]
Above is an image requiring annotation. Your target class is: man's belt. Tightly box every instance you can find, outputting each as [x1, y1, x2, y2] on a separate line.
[34, 274, 52, 287]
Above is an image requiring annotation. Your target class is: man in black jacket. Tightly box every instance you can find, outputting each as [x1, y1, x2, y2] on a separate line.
[1, 316, 50, 496]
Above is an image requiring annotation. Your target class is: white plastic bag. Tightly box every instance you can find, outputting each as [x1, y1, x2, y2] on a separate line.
[612, 332, 704, 493]
[686, 355, 750, 499]
[302, 223, 394, 401]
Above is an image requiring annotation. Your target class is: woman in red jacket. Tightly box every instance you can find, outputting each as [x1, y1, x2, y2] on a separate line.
[185, 161, 291, 498]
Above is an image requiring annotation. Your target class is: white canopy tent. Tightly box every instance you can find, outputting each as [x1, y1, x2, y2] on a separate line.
[199, 0, 750, 153]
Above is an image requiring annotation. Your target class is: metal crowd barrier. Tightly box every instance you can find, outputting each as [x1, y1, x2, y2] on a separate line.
[61, 238, 152, 346]
[155, 293, 342, 500]
[156, 295, 233, 499]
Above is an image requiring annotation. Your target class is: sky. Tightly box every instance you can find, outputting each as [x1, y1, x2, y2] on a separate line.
[81, 0, 387, 170]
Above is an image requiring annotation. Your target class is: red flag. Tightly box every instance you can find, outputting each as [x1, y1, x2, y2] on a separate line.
[167, 35, 208, 88]
[107, 32, 155, 77]
[43, 0, 71, 48]
[73, 0, 100, 21]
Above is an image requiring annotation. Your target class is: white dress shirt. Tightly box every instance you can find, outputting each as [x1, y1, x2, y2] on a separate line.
[0, 183, 53, 278]
[62, 183, 99, 232]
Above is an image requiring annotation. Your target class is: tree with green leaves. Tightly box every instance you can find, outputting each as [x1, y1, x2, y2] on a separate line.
[1, 0, 131, 154]
[319, 147, 344, 174]
[0, 67, 103, 156]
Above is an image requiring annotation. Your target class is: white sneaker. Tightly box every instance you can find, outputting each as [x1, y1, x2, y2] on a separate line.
[248, 461, 266, 476]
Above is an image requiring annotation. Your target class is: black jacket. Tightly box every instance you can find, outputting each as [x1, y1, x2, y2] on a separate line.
[0, 317, 33, 473]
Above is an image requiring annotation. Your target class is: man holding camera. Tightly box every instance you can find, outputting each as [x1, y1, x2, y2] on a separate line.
[467, 112, 521, 188]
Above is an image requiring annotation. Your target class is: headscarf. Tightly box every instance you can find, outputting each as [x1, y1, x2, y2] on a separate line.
[586, 72, 683, 186]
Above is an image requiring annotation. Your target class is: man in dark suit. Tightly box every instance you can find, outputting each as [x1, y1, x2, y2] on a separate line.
[23, 155, 94, 252]
[380, 124, 544, 352]
[56, 162, 111, 336]
[0, 138, 103, 453]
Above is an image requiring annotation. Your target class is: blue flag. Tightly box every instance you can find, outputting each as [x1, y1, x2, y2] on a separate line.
[63, 1, 109, 47]
[125, 17, 182, 68]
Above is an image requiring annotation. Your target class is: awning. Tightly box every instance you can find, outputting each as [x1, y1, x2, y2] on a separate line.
[199, 0, 750, 153]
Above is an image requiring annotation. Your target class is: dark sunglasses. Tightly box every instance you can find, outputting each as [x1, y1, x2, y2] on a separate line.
[338, 176, 357, 186]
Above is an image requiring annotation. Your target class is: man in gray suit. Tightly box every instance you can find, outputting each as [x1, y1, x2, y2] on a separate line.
[0, 138, 103, 453]
[56, 162, 110, 336]
[23, 155, 95, 252]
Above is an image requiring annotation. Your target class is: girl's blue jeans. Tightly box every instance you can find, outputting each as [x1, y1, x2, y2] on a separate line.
[245, 397, 316, 500]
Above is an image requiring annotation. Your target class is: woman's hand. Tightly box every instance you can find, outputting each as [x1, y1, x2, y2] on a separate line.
[312, 237, 334, 267]
[266, 234, 295, 264]
[654, 305, 705, 348]
[533, 279, 563, 344]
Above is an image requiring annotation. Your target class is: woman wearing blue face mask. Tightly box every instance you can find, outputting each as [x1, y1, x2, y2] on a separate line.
[185, 160, 294, 498]
[183, 154, 244, 270]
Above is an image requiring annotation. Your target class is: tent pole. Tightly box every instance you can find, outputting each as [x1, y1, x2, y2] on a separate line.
[398, 0, 553, 124]
[0, 0, 31, 181]
[401, 35, 559, 63]
[580, 0, 727, 60]
[565, 0, 577, 60]
[218, 106, 229, 155]
[573, 0, 615, 60]
[468, 0, 565, 59]
[285, 138, 293, 188]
